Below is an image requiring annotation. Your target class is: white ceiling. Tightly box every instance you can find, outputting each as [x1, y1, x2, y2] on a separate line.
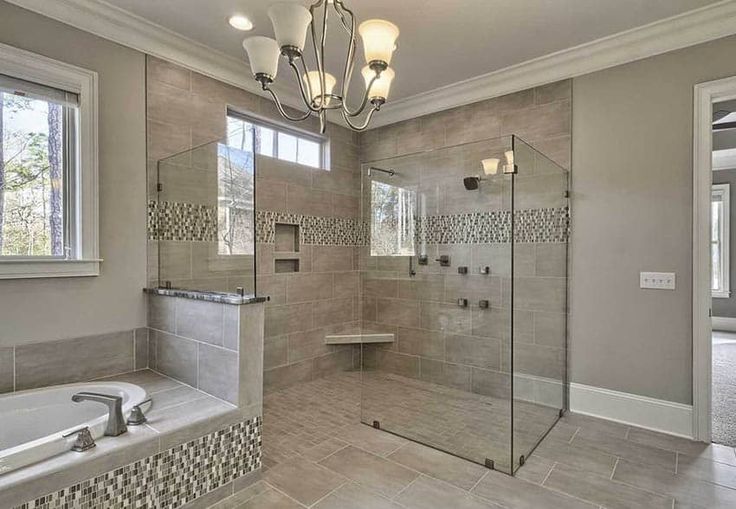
[105, 0, 720, 102]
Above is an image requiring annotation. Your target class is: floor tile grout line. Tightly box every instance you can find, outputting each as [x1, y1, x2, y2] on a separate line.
[261, 480, 310, 508]
[390, 473, 423, 500]
[468, 469, 490, 493]
[306, 479, 350, 508]
[540, 461, 556, 486]
[609, 457, 620, 480]
[568, 426, 580, 444]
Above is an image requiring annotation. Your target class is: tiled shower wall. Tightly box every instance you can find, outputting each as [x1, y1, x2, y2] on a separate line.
[358, 81, 571, 401]
[146, 56, 361, 392]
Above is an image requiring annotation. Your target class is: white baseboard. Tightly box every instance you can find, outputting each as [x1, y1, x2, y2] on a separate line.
[712, 316, 736, 332]
[569, 383, 693, 438]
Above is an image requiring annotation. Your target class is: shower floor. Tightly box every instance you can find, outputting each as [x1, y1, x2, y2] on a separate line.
[262, 370, 558, 473]
[255, 371, 736, 509]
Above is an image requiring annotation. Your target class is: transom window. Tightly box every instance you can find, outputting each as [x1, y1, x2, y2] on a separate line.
[226, 111, 325, 169]
[712, 183, 730, 298]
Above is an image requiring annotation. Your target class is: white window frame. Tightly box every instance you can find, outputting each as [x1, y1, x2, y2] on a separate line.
[226, 109, 328, 170]
[712, 183, 730, 298]
[0, 42, 99, 279]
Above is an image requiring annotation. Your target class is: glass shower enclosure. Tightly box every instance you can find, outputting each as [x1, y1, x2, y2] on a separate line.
[359, 135, 569, 474]
[153, 126, 256, 294]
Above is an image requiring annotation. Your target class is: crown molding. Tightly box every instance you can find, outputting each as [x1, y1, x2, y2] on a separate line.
[368, 0, 736, 128]
[2, 0, 308, 113]
[7, 0, 736, 130]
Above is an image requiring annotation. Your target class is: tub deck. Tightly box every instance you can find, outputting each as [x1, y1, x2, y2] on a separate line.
[0, 369, 244, 508]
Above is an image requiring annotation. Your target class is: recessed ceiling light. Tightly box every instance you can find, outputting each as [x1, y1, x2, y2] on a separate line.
[228, 15, 253, 31]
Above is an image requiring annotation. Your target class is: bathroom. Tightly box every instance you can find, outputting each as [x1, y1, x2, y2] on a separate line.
[2, 1, 736, 508]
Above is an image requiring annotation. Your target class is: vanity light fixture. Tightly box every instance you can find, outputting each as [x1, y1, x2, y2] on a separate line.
[228, 14, 254, 31]
[241, 1, 399, 133]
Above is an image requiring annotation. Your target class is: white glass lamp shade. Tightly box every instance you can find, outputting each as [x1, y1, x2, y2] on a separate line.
[362, 66, 395, 101]
[504, 150, 515, 173]
[268, 3, 312, 51]
[359, 19, 399, 65]
[481, 158, 500, 175]
[303, 71, 336, 106]
[243, 36, 280, 79]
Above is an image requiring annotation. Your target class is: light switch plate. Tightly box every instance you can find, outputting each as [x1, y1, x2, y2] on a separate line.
[640, 272, 676, 290]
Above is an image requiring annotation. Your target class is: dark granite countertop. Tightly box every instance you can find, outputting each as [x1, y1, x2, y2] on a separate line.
[144, 287, 268, 305]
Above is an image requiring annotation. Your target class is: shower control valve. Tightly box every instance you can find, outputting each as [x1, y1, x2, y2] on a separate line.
[436, 255, 450, 267]
[457, 266, 468, 274]
[478, 300, 490, 309]
[479, 266, 491, 275]
[457, 298, 468, 308]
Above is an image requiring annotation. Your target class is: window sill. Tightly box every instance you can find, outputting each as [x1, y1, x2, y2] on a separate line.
[0, 259, 102, 279]
[712, 291, 731, 299]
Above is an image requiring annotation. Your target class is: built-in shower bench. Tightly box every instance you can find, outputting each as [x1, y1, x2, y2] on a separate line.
[324, 332, 395, 345]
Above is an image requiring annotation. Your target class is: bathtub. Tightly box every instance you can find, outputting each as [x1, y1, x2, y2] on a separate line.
[0, 381, 149, 475]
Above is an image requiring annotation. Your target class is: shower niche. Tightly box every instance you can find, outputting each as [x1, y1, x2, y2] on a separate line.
[358, 135, 569, 475]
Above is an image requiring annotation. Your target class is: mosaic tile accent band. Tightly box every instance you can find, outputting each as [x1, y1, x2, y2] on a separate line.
[148, 201, 217, 242]
[256, 210, 369, 246]
[15, 416, 262, 509]
[418, 207, 569, 244]
[149, 202, 568, 245]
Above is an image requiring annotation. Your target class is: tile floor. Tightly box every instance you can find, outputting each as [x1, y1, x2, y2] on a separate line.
[214, 372, 736, 509]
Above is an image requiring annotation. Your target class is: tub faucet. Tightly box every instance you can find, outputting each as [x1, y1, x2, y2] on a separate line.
[71, 392, 127, 436]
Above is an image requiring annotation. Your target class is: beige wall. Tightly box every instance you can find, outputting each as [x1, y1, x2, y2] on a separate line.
[358, 84, 571, 400]
[0, 1, 147, 347]
[145, 56, 362, 392]
[571, 34, 736, 404]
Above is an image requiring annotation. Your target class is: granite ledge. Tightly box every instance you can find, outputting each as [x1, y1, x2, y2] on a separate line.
[144, 287, 268, 305]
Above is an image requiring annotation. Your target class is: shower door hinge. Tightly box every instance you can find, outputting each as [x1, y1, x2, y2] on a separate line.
[157, 183, 163, 192]
[563, 190, 570, 198]
[372, 420, 380, 429]
[709, 308, 713, 317]
[484, 458, 495, 470]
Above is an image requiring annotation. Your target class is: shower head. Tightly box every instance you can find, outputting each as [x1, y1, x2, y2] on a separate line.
[367, 166, 395, 177]
[463, 176, 482, 190]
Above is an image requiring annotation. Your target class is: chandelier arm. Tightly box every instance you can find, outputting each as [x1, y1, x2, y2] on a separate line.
[263, 86, 312, 122]
[333, 1, 356, 101]
[341, 104, 379, 131]
[343, 73, 379, 117]
[287, 60, 319, 112]
[318, 3, 329, 114]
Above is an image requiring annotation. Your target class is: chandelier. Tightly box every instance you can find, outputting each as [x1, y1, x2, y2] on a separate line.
[242, 1, 399, 133]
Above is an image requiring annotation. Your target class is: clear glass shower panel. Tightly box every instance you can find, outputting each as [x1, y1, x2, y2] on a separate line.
[155, 127, 256, 293]
[359, 136, 516, 473]
[511, 136, 569, 472]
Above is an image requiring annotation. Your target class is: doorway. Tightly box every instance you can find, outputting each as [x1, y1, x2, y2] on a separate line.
[693, 76, 736, 444]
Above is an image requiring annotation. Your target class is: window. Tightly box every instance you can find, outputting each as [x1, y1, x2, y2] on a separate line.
[712, 183, 730, 298]
[370, 180, 416, 256]
[226, 111, 325, 169]
[0, 43, 99, 279]
[217, 143, 254, 256]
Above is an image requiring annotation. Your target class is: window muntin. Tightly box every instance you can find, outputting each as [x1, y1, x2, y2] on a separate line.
[712, 183, 730, 298]
[226, 112, 325, 169]
[0, 75, 78, 259]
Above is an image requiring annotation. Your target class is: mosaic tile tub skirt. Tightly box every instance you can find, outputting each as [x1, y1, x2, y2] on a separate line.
[14, 417, 262, 509]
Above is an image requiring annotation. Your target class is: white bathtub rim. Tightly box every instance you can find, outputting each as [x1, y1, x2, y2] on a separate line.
[0, 381, 148, 474]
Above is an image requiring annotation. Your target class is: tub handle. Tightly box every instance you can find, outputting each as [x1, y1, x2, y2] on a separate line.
[62, 426, 96, 452]
[127, 398, 152, 426]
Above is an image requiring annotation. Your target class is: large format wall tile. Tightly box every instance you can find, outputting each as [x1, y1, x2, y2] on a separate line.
[15, 331, 135, 391]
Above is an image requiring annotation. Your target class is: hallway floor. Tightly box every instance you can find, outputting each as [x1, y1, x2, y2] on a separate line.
[713, 331, 736, 446]
[218, 372, 736, 508]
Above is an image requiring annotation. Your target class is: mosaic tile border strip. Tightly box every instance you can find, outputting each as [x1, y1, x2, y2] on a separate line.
[15, 416, 262, 509]
[150, 203, 568, 245]
[256, 210, 368, 246]
[149, 201, 218, 242]
[416, 206, 569, 244]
